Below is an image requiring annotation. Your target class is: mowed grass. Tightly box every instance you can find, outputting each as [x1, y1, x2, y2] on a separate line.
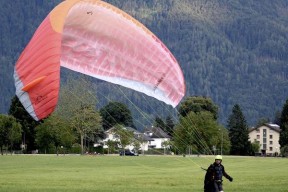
[0, 155, 287, 192]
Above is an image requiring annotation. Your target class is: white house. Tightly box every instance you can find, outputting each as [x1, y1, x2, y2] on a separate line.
[102, 126, 153, 152]
[248, 123, 281, 156]
[143, 126, 171, 149]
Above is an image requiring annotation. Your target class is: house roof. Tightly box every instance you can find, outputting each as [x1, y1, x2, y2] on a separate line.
[134, 134, 154, 141]
[249, 123, 280, 133]
[143, 126, 171, 138]
[105, 126, 141, 134]
[105, 126, 154, 142]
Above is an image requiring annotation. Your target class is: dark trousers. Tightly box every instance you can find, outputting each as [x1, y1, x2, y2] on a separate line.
[204, 180, 223, 192]
[213, 180, 223, 192]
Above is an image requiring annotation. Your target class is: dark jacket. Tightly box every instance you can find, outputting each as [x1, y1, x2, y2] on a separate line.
[204, 162, 232, 192]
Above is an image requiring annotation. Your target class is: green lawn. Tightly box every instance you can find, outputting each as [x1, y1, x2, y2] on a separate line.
[0, 155, 287, 192]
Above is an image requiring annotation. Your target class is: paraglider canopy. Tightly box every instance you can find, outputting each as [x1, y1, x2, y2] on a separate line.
[14, 0, 185, 121]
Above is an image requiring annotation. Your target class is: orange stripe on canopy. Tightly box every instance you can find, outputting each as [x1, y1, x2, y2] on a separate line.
[22, 76, 47, 92]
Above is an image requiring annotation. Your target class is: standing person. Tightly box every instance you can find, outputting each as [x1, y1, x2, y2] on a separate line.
[204, 155, 233, 192]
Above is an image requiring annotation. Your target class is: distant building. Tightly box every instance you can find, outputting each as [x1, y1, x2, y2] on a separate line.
[102, 127, 153, 151]
[143, 126, 171, 149]
[100, 126, 171, 152]
[249, 123, 280, 156]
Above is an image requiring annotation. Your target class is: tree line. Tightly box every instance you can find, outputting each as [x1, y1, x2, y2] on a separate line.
[1, 81, 288, 156]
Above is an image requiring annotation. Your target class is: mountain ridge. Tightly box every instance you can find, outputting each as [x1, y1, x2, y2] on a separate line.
[1, 0, 287, 127]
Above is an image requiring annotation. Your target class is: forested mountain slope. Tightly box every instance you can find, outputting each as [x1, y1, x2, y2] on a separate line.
[1, 0, 287, 127]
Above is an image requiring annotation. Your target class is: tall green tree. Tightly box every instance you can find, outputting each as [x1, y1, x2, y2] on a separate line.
[251, 140, 261, 155]
[8, 96, 40, 152]
[173, 111, 227, 156]
[112, 124, 134, 154]
[273, 111, 281, 125]
[100, 101, 134, 130]
[227, 104, 251, 155]
[178, 96, 219, 119]
[56, 77, 103, 155]
[165, 115, 175, 137]
[0, 114, 22, 155]
[154, 116, 166, 130]
[279, 99, 288, 149]
[35, 115, 75, 155]
[106, 140, 118, 154]
[71, 105, 102, 155]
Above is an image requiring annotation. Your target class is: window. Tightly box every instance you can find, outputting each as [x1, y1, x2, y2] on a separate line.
[263, 144, 267, 149]
[263, 129, 267, 137]
[270, 135, 273, 139]
[263, 129, 267, 144]
[270, 141, 273, 145]
[257, 135, 260, 139]
[269, 147, 273, 151]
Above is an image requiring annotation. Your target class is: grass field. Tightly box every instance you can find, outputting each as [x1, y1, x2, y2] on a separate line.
[0, 155, 287, 192]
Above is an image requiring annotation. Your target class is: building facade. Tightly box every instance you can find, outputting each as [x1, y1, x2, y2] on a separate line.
[102, 127, 153, 152]
[100, 126, 171, 153]
[248, 123, 280, 156]
[143, 126, 171, 149]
